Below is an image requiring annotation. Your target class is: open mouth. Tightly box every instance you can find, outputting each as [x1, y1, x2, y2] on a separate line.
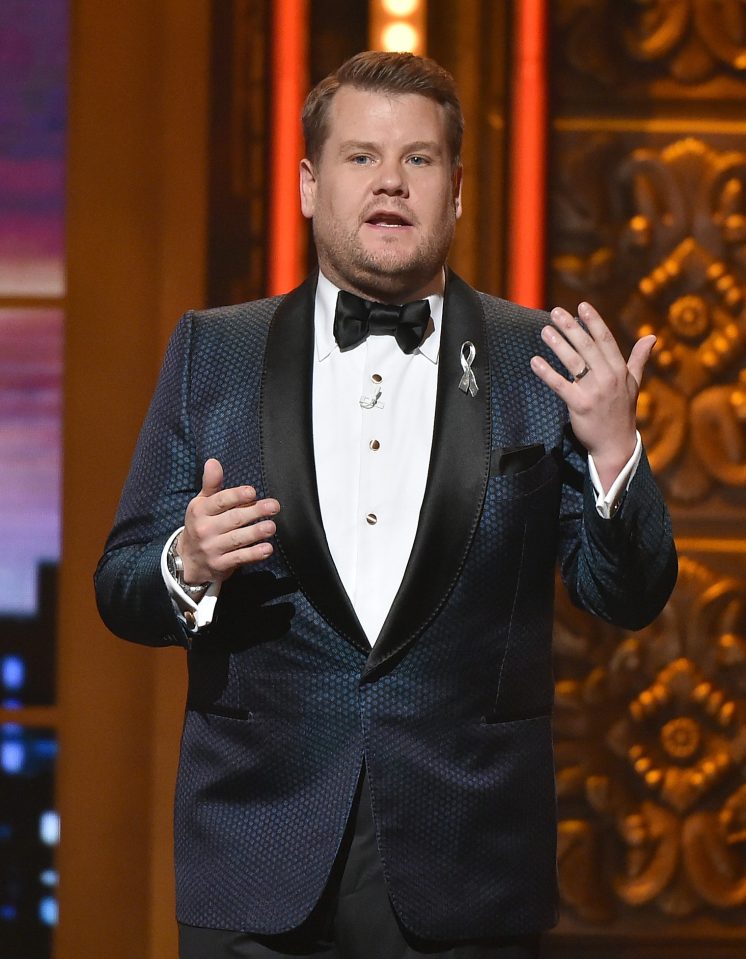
[365, 211, 413, 228]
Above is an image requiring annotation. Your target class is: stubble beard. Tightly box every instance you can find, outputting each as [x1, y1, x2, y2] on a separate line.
[314, 214, 456, 303]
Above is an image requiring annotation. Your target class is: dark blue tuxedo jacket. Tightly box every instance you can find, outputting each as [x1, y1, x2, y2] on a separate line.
[95, 272, 676, 939]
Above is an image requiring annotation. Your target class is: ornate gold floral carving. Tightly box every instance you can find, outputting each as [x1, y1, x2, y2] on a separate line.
[554, 556, 746, 921]
[556, 0, 746, 85]
[553, 137, 746, 503]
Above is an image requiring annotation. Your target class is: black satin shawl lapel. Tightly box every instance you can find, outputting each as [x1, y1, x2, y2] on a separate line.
[363, 271, 491, 678]
[260, 276, 370, 654]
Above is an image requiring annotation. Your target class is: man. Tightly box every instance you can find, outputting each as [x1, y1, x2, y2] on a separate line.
[95, 51, 677, 959]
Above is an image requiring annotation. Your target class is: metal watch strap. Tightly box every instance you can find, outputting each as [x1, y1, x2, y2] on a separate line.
[168, 536, 211, 595]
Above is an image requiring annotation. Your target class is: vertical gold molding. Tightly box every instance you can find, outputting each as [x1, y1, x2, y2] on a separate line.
[428, 0, 511, 294]
[56, 1, 208, 956]
[427, 0, 481, 284]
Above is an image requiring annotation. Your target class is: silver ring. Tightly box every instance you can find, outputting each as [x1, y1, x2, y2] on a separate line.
[572, 364, 590, 382]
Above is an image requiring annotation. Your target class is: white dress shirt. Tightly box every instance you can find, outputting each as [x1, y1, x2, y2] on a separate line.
[311, 272, 442, 642]
[163, 272, 641, 641]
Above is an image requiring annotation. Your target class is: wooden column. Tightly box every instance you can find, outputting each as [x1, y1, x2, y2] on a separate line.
[428, 0, 512, 295]
[56, 1, 209, 956]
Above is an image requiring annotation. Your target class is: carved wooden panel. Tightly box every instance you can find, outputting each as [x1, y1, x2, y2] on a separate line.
[554, 551, 746, 937]
[554, 0, 746, 101]
[548, 1, 746, 955]
[550, 0, 746, 533]
[550, 132, 746, 523]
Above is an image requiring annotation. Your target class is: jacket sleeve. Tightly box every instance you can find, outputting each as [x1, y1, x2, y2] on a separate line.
[94, 312, 200, 648]
[556, 429, 678, 631]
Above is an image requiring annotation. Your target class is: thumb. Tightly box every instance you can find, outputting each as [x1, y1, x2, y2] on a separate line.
[627, 334, 656, 387]
[200, 458, 224, 498]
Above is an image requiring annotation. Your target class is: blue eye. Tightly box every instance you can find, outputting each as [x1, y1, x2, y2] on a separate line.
[408, 155, 429, 166]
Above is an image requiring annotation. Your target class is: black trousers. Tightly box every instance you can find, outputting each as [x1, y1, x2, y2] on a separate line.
[179, 772, 543, 959]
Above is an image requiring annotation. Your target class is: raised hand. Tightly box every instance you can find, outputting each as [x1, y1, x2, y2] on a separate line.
[529, 301, 655, 492]
[177, 458, 280, 585]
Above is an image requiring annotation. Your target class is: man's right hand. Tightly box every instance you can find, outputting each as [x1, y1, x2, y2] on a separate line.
[177, 458, 280, 585]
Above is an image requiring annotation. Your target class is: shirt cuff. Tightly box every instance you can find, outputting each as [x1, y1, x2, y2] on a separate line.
[587, 431, 642, 519]
[160, 527, 221, 631]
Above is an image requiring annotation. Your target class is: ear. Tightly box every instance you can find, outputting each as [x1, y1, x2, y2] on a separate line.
[300, 158, 317, 219]
[452, 164, 463, 220]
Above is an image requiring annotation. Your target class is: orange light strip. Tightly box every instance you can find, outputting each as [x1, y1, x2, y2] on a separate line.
[268, 0, 308, 295]
[507, 0, 548, 308]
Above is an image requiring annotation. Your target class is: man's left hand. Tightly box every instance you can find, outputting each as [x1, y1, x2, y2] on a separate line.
[529, 301, 655, 492]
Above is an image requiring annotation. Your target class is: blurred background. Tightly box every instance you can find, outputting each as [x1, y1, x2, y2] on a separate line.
[3, 1, 746, 956]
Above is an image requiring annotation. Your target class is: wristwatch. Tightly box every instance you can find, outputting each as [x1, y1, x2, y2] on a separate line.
[167, 536, 211, 596]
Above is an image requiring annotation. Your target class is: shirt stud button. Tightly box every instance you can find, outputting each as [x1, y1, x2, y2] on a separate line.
[369, 439, 381, 450]
[371, 373, 382, 384]
[366, 513, 378, 525]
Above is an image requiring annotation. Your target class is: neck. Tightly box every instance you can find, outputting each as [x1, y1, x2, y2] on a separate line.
[319, 265, 446, 304]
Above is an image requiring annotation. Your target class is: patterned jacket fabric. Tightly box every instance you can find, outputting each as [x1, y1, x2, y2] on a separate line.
[95, 272, 677, 939]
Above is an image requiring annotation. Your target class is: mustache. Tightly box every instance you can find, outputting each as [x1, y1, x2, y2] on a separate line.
[359, 201, 417, 227]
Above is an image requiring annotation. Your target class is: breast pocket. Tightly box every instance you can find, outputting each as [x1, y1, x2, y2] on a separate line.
[490, 442, 545, 477]
[488, 447, 560, 500]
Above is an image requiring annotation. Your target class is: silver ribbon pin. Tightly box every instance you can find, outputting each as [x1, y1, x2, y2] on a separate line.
[458, 341, 478, 396]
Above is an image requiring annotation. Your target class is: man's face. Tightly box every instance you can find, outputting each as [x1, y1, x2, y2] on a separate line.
[300, 86, 462, 302]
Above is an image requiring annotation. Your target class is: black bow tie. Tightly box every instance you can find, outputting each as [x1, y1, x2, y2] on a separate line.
[333, 290, 431, 355]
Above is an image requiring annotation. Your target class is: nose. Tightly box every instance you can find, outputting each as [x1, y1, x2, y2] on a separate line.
[372, 158, 408, 197]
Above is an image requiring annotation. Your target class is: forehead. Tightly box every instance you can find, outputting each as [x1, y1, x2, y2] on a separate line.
[322, 86, 449, 150]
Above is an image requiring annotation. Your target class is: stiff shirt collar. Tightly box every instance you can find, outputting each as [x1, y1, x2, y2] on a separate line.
[314, 270, 444, 365]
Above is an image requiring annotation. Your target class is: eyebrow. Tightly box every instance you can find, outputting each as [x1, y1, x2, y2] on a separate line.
[337, 139, 444, 156]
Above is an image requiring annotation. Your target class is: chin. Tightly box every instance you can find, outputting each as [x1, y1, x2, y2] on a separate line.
[364, 267, 438, 302]
[363, 249, 426, 278]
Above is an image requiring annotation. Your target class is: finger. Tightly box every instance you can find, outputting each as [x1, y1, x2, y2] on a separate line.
[530, 354, 576, 404]
[204, 497, 281, 535]
[540, 324, 586, 381]
[548, 306, 606, 372]
[215, 541, 275, 572]
[208, 521, 278, 574]
[215, 518, 277, 554]
[550, 306, 594, 346]
[198, 460, 261, 515]
[576, 302, 625, 368]
[627, 334, 656, 387]
[200, 458, 224, 497]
